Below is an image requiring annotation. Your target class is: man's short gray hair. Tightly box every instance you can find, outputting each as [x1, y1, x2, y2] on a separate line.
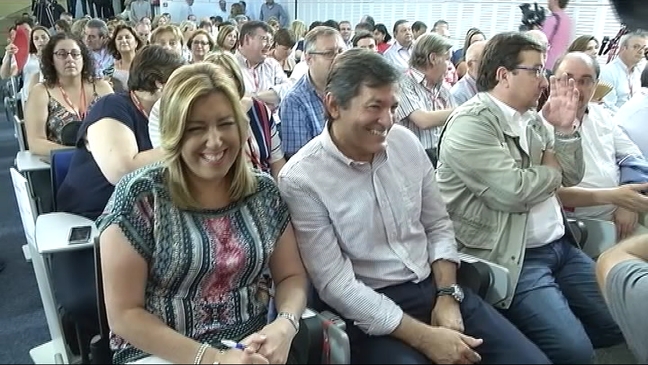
[85, 18, 108, 36]
[304, 26, 341, 54]
[409, 33, 452, 68]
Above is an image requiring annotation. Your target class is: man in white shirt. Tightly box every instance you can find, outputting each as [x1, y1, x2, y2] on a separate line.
[550, 53, 648, 239]
[382, 20, 413, 72]
[215, 0, 229, 20]
[600, 31, 648, 114]
[279, 48, 550, 365]
[338, 20, 353, 49]
[437, 32, 624, 363]
[616, 64, 648, 158]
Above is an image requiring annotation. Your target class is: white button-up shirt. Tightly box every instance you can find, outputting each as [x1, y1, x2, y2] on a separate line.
[487, 94, 565, 248]
[600, 57, 643, 114]
[278, 124, 459, 336]
[561, 104, 642, 220]
[382, 41, 412, 72]
[616, 88, 648, 159]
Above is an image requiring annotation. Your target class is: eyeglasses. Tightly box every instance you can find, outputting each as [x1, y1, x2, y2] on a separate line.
[192, 40, 210, 46]
[572, 78, 596, 87]
[308, 48, 344, 59]
[513, 65, 545, 78]
[53, 50, 82, 59]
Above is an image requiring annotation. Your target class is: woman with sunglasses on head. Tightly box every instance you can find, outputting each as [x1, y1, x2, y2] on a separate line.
[24, 33, 113, 156]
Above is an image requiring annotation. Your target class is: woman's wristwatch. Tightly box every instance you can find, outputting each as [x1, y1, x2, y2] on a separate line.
[277, 311, 300, 332]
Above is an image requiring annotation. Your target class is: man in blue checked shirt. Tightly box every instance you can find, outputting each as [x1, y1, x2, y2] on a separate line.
[279, 26, 344, 158]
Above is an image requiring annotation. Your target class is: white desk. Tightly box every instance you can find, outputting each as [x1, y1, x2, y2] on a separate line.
[35, 213, 97, 254]
[16, 150, 50, 172]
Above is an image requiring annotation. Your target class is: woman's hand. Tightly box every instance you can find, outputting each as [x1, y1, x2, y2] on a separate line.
[241, 319, 297, 364]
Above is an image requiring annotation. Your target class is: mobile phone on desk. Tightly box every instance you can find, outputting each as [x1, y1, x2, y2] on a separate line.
[68, 225, 92, 245]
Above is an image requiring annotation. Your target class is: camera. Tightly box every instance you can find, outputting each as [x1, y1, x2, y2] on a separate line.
[519, 2, 547, 31]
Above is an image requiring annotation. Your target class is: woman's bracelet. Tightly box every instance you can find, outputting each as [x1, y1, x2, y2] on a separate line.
[193, 343, 210, 364]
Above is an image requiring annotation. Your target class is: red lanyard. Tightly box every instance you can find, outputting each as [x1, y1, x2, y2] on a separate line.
[59, 83, 87, 120]
[130, 91, 149, 118]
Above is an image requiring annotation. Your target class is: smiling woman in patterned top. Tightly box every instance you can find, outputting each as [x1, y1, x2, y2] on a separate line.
[96, 62, 308, 364]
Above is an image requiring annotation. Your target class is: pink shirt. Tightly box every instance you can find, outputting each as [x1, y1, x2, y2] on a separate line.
[542, 9, 572, 70]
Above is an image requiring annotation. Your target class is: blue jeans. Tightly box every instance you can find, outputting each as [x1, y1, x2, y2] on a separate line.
[341, 276, 550, 364]
[503, 237, 625, 363]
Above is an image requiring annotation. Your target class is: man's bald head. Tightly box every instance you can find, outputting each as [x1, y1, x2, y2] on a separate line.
[553, 52, 600, 115]
[465, 40, 487, 78]
[525, 29, 549, 50]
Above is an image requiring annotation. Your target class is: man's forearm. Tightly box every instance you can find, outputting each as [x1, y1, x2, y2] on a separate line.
[431, 259, 458, 288]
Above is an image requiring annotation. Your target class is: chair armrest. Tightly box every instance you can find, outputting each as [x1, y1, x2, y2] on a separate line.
[302, 308, 350, 364]
[575, 218, 617, 259]
[567, 218, 589, 247]
[457, 259, 492, 299]
[458, 253, 511, 306]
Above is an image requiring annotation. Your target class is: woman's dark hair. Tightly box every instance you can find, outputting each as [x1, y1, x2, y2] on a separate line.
[322, 19, 340, 31]
[374, 23, 391, 43]
[28, 26, 50, 54]
[54, 19, 71, 34]
[273, 28, 296, 49]
[40, 32, 95, 87]
[127, 44, 186, 93]
[568, 35, 598, 53]
[461, 28, 485, 62]
[107, 24, 144, 60]
[476, 32, 545, 92]
[308, 21, 323, 32]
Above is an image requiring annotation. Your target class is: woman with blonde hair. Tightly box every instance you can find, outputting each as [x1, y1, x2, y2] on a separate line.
[216, 24, 238, 53]
[151, 14, 169, 29]
[97, 62, 308, 364]
[187, 29, 215, 63]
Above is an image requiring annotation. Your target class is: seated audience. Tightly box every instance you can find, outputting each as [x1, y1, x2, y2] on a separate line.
[436, 32, 624, 363]
[597, 233, 648, 363]
[453, 28, 485, 79]
[550, 52, 648, 239]
[107, 24, 144, 92]
[0, 25, 50, 104]
[217, 24, 239, 53]
[616, 64, 648, 159]
[600, 31, 647, 114]
[279, 48, 551, 365]
[200, 51, 286, 177]
[25, 32, 113, 156]
[57, 45, 184, 220]
[395, 33, 455, 164]
[411, 20, 427, 40]
[187, 29, 215, 63]
[150, 25, 184, 57]
[269, 28, 297, 77]
[280, 26, 343, 158]
[568, 35, 600, 58]
[351, 30, 376, 51]
[83, 19, 115, 79]
[451, 40, 486, 106]
[372, 23, 391, 54]
[451, 28, 484, 67]
[383, 20, 413, 72]
[98, 62, 308, 364]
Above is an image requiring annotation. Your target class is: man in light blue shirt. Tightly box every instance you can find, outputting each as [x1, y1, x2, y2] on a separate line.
[450, 40, 486, 106]
[259, 0, 289, 28]
[279, 26, 343, 158]
[382, 20, 413, 72]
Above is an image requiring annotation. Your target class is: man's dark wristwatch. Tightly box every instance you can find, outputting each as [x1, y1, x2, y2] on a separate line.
[436, 284, 464, 303]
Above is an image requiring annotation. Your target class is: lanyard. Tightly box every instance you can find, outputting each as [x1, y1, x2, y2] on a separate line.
[130, 91, 149, 118]
[59, 83, 87, 120]
[249, 66, 260, 92]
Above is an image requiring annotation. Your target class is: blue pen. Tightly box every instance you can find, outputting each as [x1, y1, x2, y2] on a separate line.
[221, 339, 247, 350]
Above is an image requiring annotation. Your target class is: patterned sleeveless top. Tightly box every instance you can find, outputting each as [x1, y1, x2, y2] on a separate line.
[44, 84, 100, 144]
[96, 164, 290, 364]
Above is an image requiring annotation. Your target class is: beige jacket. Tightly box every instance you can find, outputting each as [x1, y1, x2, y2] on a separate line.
[436, 92, 584, 309]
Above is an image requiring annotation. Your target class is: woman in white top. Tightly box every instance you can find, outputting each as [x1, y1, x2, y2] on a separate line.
[107, 24, 144, 92]
[1, 26, 50, 104]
